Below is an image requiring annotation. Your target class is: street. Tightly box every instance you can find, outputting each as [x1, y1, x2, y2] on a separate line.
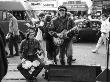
[2, 42, 110, 82]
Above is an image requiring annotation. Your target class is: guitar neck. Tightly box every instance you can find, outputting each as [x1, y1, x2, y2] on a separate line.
[66, 26, 76, 34]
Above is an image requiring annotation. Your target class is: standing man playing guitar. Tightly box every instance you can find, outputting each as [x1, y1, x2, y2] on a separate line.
[49, 5, 76, 65]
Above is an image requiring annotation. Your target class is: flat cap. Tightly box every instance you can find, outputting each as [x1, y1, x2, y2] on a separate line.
[38, 12, 45, 17]
[58, 5, 67, 11]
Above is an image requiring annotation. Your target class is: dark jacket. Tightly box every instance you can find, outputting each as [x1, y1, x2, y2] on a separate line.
[0, 35, 8, 80]
[19, 38, 42, 60]
[50, 14, 75, 38]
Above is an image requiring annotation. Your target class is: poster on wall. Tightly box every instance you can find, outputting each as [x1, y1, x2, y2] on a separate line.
[29, 0, 58, 10]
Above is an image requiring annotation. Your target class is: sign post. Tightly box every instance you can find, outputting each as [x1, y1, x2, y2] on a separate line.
[96, 33, 110, 81]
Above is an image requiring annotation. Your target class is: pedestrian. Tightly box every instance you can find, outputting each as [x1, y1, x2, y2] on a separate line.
[35, 12, 46, 58]
[43, 15, 54, 60]
[35, 12, 45, 42]
[7, 12, 19, 57]
[92, 14, 110, 53]
[0, 34, 8, 82]
[49, 5, 76, 65]
[17, 29, 44, 82]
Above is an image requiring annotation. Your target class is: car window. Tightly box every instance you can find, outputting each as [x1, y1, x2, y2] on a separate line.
[91, 21, 101, 28]
[27, 10, 36, 19]
[11, 11, 29, 20]
[2, 11, 30, 21]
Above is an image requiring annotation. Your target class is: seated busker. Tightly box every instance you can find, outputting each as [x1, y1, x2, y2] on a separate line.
[17, 29, 45, 82]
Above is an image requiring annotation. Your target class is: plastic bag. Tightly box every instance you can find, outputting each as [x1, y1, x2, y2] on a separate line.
[35, 28, 43, 41]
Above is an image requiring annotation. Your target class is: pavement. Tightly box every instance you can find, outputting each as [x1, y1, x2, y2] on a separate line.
[2, 42, 110, 82]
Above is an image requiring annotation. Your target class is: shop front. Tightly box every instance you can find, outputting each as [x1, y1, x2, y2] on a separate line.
[28, 0, 58, 16]
[63, 1, 88, 16]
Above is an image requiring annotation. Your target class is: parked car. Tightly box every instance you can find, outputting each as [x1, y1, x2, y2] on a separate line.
[0, 0, 37, 36]
[75, 19, 101, 42]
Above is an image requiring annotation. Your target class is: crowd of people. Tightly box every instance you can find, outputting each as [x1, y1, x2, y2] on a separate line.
[1, 5, 110, 82]
[3, 5, 77, 82]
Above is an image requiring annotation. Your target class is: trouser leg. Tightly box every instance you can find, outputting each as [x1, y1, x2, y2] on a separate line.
[60, 46, 66, 65]
[17, 64, 32, 79]
[46, 40, 53, 60]
[92, 35, 103, 53]
[13, 40, 18, 55]
[32, 65, 44, 78]
[8, 39, 13, 56]
[66, 40, 73, 65]
[66, 40, 72, 57]
[53, 49, 57, 64]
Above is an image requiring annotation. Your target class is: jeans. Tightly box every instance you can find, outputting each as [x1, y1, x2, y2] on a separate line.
[17, 63, 44, 80]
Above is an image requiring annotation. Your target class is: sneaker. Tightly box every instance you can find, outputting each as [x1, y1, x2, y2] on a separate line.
[92, 50, 98, 53]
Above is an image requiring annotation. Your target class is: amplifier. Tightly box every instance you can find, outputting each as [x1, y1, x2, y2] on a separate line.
[47, 65, 102, 82]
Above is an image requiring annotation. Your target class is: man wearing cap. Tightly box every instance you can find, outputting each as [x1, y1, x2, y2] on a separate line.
[50, 5, 76, 65]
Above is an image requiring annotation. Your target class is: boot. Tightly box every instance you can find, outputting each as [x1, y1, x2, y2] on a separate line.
[67, 56, 73, 65]
[92, 43, 101, 53]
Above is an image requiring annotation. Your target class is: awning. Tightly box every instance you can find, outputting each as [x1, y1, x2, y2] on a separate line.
[68, 7, 88, 11]
[0, 1, 32, 11]
[65, 4, 88, 11]
[32, 7, 57, 10]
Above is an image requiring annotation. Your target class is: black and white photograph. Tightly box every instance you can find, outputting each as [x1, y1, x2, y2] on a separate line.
[0, 0, 110, 82]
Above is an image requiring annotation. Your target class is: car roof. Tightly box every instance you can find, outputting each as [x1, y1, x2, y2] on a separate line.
[89, 19, 101, 22]
[74, 19, 86, 23]
[0, 0, 32, 11]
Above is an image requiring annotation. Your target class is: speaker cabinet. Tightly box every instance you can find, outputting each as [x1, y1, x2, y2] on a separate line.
[47, 65, 102, 82]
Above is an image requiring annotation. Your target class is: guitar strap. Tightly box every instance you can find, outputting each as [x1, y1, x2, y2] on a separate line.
[67, 17, 71, 31]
